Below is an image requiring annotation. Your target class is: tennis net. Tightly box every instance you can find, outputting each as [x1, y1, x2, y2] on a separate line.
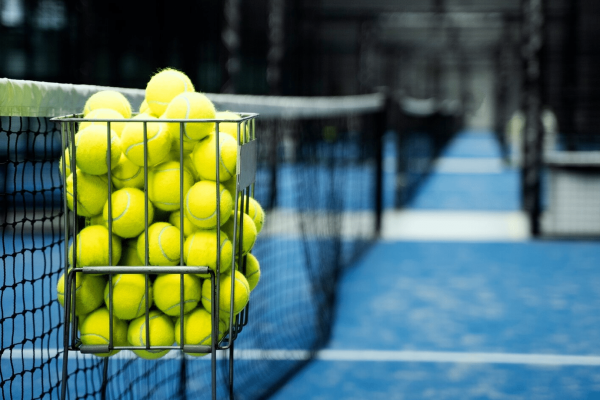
[0, 78, 386, 399]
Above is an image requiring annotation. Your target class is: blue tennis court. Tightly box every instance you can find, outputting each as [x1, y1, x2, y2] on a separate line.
[270, 130, 600, 399]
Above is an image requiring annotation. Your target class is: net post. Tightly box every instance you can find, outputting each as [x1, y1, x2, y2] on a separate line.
[374, 88, 390, 236]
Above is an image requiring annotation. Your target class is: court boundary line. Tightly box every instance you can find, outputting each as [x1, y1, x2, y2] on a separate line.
[7, 349, 600, 366]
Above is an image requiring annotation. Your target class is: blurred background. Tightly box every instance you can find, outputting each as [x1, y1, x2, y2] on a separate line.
[4, 0, 600, 399]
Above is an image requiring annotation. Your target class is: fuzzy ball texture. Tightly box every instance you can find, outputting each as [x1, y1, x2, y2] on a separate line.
[145, 68, 194, 117]
[127, 310, 175, 359]
[238, 196, 265, 234]
[111, 153, 145, 190]
[103, 187, 154, 238]
[183, 230, 232, 277]
[83, 90, 132, 119]
[66, 170, 109, 217]
[103, 274, 153, 320]
[242, 253, 261, 292]
[80, 307, 129, 357]
[69, 225, 121, 268]
[79, 108, 127, 138]
[174, 307, 229, 356]
[201, 270, 250, 316]
[184, 181, 233, 230]
[191, 132, 237, 182]
[136, 222, 181, 266]
[74, 125, 122, 176]
[164, 92, 215, 141]
[57, 270, 107, 316]
[120, 115, 171, 167]
[153, 274, 202, 316]
[222, 212, 257, 256]
[148, 160, 194, 211]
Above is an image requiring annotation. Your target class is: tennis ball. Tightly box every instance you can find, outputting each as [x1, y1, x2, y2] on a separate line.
[79, 108, 127, 138]
[88, 214, 106, 227]
[137, 222, 181, 266]
[103, 188, 154, 238]
[139, 99, 150, 115]
[120, 238, 144, 266]
[148, 161, 194, 211]
[242, 253, 260, 291]
[104, 274, 152, 320]
[184, 181, 233, 229]
[68, 225, 122, 269]
[66, 170, 109, 217]
[183, 230, 233, 277]
[215, 111, 251, 143]
[222, 176, 237, 198]
[80, 307, 129, 357]
[174, 307, 229, 356]
[57, 270, 107, 316]
[59, 147, 72, 178]
[84, 91, 132, 119]
[111, 154, 145, 190]
[191, 132, 237, 182]
[74, 125, 122, 176]
[128, 310, 175, 359]
[222, 212, 257, 255]
[164, 92, 215, 141]
[238, 196, 265, 234]
[169, 210, 199, 238]
[146, 68, 195, 117]
[120, 115, 172, 167]
[153, 274, 202, 316]
[201, 270, 250, 316]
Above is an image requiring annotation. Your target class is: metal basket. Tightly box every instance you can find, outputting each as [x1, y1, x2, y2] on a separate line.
[51, 112, 259, 400]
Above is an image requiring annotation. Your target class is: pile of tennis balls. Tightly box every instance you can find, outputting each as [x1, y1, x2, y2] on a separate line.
[56, 68, 264, 359]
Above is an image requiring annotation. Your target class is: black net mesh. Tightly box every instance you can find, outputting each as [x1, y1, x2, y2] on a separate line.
[0, 87, 383, 399]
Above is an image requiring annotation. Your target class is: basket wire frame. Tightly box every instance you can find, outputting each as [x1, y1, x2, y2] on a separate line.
[52, 112, 258, 400]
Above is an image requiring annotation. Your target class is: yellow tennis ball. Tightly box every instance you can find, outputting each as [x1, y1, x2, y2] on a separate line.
[56, 270, 107, 316]
[68, 225, 122, 268]
[79, 108, 127, 138]
[80, 307, 129, 357]
[104, 274, 152, 320]
[183, 230, 233, 277]
[111, 153, 145, 189]
[214, 111, 242, 139]
[191, 132, 237, 182]
[184, 181, 233, 229]
[137, 222, 181, 266]
[222, 176, 237, 198]
[241, 253, 260, 291]
[74, 125, 122, 175]
[139, 99, 151, 115]
[66, 170, 109, 217]
[119, 238, 144, 266]
[83, 90, 132, 119]
[148, 160, 194, 211]
[120, 115, 172, 167]
[59, 147, 72, 178]
[222, 212, 257, 256]
[238, 196, 265, 234]
[153, 274, 201, 316]
[103, 188, 154, 238]
[201, 270, 250, 315]
[169, 210, 199, 238]
[146, 68, 195, 117]
[174, 307, 229, 356]
[164, 92, 215, 141]
[128, 310, 175, 359]
[88, 214, 106, 227]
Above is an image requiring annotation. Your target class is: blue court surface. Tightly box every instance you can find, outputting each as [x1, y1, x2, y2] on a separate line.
[269, 130, 600, 399]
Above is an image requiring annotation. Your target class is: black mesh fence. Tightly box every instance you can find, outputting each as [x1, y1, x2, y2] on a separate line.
[0, 86, 385, 399]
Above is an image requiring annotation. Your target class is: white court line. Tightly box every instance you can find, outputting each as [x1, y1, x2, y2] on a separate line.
[432, 157, 506, 174]
[7, 349, 600, 366]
